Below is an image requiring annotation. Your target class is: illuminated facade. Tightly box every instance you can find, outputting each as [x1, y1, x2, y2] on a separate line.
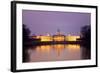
[32, 30, 80, 42]
[65, 35, 80, 41]
[40, 36, 52, 41]
[53, 35, 65, 41]
[52, 29, 65, 41]
[32, 35, 80, 42]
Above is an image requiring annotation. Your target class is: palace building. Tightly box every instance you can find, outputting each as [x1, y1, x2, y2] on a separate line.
[53, 29, 65, 42]
[32, 29, 80, 42]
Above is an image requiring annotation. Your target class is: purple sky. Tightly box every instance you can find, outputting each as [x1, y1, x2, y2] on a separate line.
[22, 10, 91, 36]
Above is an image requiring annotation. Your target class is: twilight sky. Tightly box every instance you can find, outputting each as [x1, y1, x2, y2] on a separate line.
[22, 10, 91, 36]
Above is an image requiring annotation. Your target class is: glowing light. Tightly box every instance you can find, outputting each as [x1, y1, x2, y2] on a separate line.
[40, 36, 53, 41]
[66, 36, 80, 41]
[36, 36, 40, 39]
[53, 44, 65, 49]
[36, 45, 51, 53]
[32, 34, 80, 42]
[66, 44, 80, 51]
[46, 33, 50, 36]
[53, 36, 65, 41]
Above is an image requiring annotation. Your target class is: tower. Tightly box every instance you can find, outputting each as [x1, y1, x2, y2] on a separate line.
[57, 29, 61, 35]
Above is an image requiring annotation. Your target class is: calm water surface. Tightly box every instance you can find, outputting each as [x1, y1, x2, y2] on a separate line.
[23, 44, 90, 62]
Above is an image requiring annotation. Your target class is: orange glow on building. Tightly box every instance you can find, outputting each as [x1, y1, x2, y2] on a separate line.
[31, 30, 80, 42]
[40, 36, 53, 41]
[66, 35, 80, 41]
[32, 35, 80, 42]
[53, 36, 65, 41]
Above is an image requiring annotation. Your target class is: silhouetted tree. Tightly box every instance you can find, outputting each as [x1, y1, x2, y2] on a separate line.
[23, 24, 31, 62]
[23, 24, 30, 42]
[80, 25, 91, 48]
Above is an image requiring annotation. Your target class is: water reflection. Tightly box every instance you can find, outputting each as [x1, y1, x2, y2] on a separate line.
[23, 44, 90, 62]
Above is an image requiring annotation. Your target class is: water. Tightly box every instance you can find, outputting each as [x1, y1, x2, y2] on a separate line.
[23, 44, 90, 62]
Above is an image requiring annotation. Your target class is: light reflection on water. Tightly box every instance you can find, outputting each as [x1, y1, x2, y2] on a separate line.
[23, 44, 90, 62]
